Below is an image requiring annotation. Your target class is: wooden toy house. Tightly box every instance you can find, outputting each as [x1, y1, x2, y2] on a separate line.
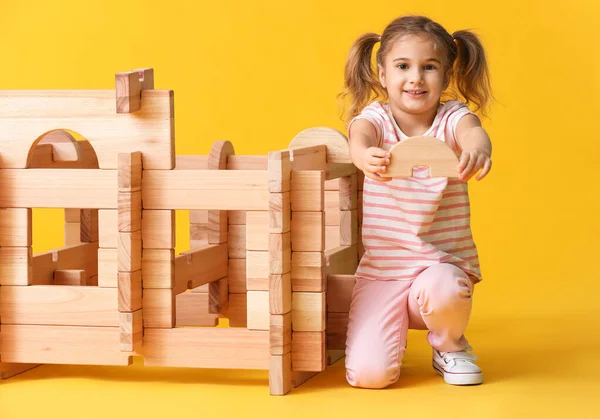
[0, 68, 362, 395]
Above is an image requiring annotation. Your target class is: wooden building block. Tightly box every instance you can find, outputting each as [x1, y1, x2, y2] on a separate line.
[326, 274, 355, 313]
[0, 246, 32, 285]
[98, 248, 118, 287]
[208, 210, 228, 244]
[116, 69, 154, 114]
[189, 209, 208, 224]
[228, 258, 247, 293]
[227, 155, 268, 170]
[290, 212, 324, 252]
[209, 277, 229, 314]
[269, 232, 291, 275]
[326, 225, 340, 250]
[117, 151, 143, 192]
[325, 191, 340, 226]
[80, 209, 99, 243]
[226, 293, 247, 327]
[269, 353, 292, 396]
[118, 270, 142, 312]
[326, 312, 349, 350]
[175, 155, 208, 170]
[53, 269, 86, 286]
[143, 328, 269, 370]
[34, 243, 99, 286]
[228, 210, 246, 225]
[324, 178, 339, 191]
[0, 208, 31, 246]
[65, 208, 81, 223]
[269, 192, 290, 234]
[246, 251, 269, 290]
[0, 285, 119, 326]
[142, 249, 174, 288]
[246, 211, 269, 250]
[142, 170, 269, 210]
[340, 210, 358, 246]
[99, 209, 118, 248]
[289, 145, 327, 172]
[180, 244, 228, 290]
[268, 150, 291, 193]
[120, 309, 143, 351]
[142, 288, 175, 328]
[270, 312, 292, 355]
[64, 222, 81, 245]
[0, 325, 133, 365]
[142, 210, 175, 249]
[176, 291, 218, 327]
[291, 252, 325, 292]
[118, 191, 142, 232]
[290, 171, 324, 212]
[247, 290, 270, 330]
[227, 224, 246, 259]
[269, 273, 291, 315]
[118, 231, 142, 272]
[291, 331, 326, 372]
[292, 292, 326, 332]
[339, 174, 358, 210]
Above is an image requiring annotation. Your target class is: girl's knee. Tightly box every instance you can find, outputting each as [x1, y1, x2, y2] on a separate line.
[346, 361, 400, 389]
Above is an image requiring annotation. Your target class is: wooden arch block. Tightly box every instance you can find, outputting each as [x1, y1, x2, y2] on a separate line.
[381, 136, 459, 178]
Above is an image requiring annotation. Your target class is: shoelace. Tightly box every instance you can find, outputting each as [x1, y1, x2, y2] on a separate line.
[437, 348, 478, 367]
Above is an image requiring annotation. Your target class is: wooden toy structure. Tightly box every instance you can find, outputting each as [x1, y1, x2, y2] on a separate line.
[0, 68, 366, 395]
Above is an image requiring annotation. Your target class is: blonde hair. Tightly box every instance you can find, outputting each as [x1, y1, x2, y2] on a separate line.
[339, 15, 493, 126]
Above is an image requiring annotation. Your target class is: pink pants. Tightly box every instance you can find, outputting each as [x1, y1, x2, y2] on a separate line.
[345, 263, 474, 389]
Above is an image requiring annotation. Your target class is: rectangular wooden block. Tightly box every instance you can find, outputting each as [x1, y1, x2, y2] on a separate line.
[226, 293, 247, 327]
[0, 246, 32, 285]
[268, 150, 291, 193]
[291, 252, 325, 292]
[326, 312, 349, 350]
[270, 312, 292, 355]
[326, 225, 340, 250]
[64, 222, 81, 245]
[98, 248, 118, 287]
[269, 352, 292, 396]
[325, 191, 340, 226]
[269, 192, 290, 233]
[246, 250, 269, 291]
[142, 249, 174, 288]
[228, 258, 247, 293]
[339, 174, 358, 210]
[79, 209, 99, 243]
[53, 269, 86, 286]
[289, 145, 327, 171]
[290, 171, 324, 212]
[292, 331, 326, 372]
[0, 208, 31, 246]
[142, 210, 175, 249]
[326, 274, 356, 313]
[34, 243, 99, 286]
[228, 210, 246, 225]
[99, 209, 118, 248]
[292, 292, 326, 332]
[340, 210, 358, 246]
[118, 270, 142, 312]
[269, 232, 291, 275]
[142, 288, 175, 328]
[208, 277, 229, 314]
[291, 212, 324, 252]
[246, 211, 269, 251]
[118, 151, 142, 192]
[65, 208, 81, 223]
[246, 290, 270, 330]
[176, 291, 218, 327]
[227, 224, 246, 259]
[118, 191, 142, 232]
[118, 231, 142, 272]
[0, 285, 119, 326]
[208, 210, 228, 244]
[269, 273, 291, 315]
[0, 325, 133, 365]
[119, 309, 143, 351]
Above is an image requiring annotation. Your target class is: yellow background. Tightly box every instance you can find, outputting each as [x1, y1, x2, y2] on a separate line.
[1, 1, 599, 418]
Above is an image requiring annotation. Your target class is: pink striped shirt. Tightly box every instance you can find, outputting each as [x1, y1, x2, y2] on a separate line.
[349, 100, 482, 283]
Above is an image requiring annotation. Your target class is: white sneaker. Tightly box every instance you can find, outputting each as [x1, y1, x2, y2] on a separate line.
[432, 346, 483, 385]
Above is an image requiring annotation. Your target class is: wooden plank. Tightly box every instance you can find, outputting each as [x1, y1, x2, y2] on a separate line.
[118, 231, 142, 272]
[80, 209, 99, 242]
[32, 242, 98, 286]
[98, 247, 117, 287]
[0, 285, 119, 326]
[208, 140, 234, 244]
[0, 169, 117, 208]
[99, 209, 118, 248]
[289, 145, 327, 172]
[175, 155, 208, 169]
[142, 170, 269, 210]
[269, 232, 291, 275]
[269, 273, 291, 315]
[227, 155, 267, 170]
[326, 274, 355, 313]
[182, 244, 228, 289]
[143, 328, 269, 370]
[117, 151, 142, 193]
[118, 191, 142, 233]
[53, 269, 86, 285]
[269, 353, 292, 395]
[208, 277, 228, 314]
[176, 291, 219, 327]
[0, 89, 174, 169]
[0, 324, 133, 365]
[118, 270, 142, 312]
[228, 258, 246, 293]
[269, 192, 290, 234]
[0, 208, 31, 246]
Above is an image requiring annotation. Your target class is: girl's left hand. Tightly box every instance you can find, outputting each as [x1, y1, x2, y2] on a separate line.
[457, 149, 492, 182]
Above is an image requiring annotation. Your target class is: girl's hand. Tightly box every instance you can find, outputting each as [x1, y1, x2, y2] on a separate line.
[362, 147, 391, 182]
[457, 149, 492, 182]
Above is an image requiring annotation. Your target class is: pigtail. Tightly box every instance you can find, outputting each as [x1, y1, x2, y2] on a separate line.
[338, 33, 386, 126]
[451, 30, 493, 116]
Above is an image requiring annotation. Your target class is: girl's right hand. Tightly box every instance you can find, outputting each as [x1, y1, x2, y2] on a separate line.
[362, 147, 391, 182]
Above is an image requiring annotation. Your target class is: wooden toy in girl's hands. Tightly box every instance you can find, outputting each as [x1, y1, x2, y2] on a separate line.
[380, 136, 459, 178]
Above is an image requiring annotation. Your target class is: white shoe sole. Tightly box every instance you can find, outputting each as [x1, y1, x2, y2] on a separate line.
[433, 362, 483, 385]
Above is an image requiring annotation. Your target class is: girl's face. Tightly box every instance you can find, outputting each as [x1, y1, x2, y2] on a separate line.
[378, 34, 448, 119]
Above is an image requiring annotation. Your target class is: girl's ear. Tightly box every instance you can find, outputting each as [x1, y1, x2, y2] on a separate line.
[378, 64, 386, 89]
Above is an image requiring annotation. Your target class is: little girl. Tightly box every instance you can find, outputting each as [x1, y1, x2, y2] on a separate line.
[341, 15, 493, 388]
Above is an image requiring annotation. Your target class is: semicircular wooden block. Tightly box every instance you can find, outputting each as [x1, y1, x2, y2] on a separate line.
[380, 136, 459, 178]
[288, 127, 352, 164]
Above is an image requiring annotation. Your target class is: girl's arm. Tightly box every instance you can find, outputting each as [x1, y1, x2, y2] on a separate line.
[349, 119, 391, 182]
[455, 114, 492, 181]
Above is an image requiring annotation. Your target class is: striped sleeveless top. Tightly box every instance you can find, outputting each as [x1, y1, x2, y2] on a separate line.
[349, 100, 482, 283]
